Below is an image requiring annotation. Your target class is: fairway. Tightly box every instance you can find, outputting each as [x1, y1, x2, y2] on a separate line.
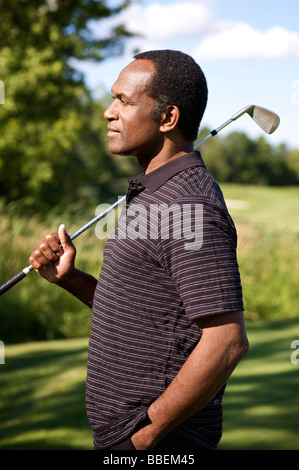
[1, 319, 299, 450]
[219, 319, 299, 450]
[222, 184, 299, 322]
[0, 338, 93, 450]
[1, 184, 299, 450]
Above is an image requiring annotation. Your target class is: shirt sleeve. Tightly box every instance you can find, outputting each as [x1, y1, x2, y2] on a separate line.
[157, 197, 244, 320]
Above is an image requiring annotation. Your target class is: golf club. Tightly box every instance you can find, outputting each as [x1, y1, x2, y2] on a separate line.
[194, 105, 280, 147]
[0, 104, 280, 296]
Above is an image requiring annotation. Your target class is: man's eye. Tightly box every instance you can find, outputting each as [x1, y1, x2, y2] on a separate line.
[111, 94, 129, 105]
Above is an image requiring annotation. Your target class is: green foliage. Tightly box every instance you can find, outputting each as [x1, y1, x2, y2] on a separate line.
[286, 148, 299, 180]
[0, 203, 104, 342]
[1, 0, 298, 217]
[0, 0, 134, 213]
[0, 0, 132, 61]
[1, 184, 299, 342]
[199, 130, 298, 186]
[1, 0, 299, 345]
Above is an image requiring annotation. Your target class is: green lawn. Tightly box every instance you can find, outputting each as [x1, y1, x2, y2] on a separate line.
[221, 184, 299, 233]
[1, 184, 299, 450]
[1, 184, 299, 342]
[1, 318, 299, 450]
[0, 338, 93, 450]
[222, 184, 299, 321]
[219, 318, 299, 450]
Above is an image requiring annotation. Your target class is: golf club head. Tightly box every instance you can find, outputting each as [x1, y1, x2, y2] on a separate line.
[233, 105, 280, 134]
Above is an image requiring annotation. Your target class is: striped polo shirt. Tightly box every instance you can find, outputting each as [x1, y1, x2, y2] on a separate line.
[86, 151, 243, 450]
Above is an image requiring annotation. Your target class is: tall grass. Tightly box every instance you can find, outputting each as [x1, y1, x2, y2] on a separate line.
[0, 202, 105, 342]
[221, 184, 299, 321]
[1, 186, 299, 451]
[1, 184, 299, 342]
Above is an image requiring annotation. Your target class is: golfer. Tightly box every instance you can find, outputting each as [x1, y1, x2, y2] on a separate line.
[29, 50, 249, 451]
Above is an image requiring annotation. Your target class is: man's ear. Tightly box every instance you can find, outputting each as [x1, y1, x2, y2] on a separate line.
[159, 105, 180, 133]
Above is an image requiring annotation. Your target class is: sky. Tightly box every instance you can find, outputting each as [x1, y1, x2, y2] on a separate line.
[75, 0, 299, 149]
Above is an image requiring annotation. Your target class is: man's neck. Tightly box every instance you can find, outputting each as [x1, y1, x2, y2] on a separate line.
[138, 142, 194, 174]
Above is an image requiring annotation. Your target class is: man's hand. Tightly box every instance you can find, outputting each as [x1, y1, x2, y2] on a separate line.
[130, 311, 249, 450]
[29, 224, 97, 308]
[29, 224, 76, 284]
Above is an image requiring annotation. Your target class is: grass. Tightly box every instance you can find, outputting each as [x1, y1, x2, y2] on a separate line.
[0, 205, 105, 342]
[221, 184, 299, 320]
[219, 319, 299, 450]
[1, 184, 299, 341]
[0, 338, 93, 450]
[1, 183, 299, 450]
[221, 184, 299, 231]
[1, 319, 299, 450]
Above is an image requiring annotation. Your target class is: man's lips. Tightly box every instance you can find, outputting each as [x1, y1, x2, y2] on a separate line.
[107, 125, 120, 137]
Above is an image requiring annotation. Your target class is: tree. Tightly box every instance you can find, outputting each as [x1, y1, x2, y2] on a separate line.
[0, 0, 133, 213]
[286, 149, 299, 182]
[196, 129, 299, 186]
[197, 127, 231, 183]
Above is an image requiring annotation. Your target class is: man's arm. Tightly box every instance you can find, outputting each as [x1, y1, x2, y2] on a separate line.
[55, 268, 97, 308]
[29, 224, 97, 307]
[131, 310, 249, 450]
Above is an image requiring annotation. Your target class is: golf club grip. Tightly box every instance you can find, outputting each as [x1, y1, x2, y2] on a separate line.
[0, 198, 126, 296]
[0, 270, 27, 296]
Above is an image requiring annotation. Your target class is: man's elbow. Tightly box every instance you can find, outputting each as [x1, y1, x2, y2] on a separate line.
[232, 335, 249, 365]
[240, 336, 249, 359]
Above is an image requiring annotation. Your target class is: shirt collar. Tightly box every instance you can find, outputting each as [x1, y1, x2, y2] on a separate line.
[132, 151, 205, 193]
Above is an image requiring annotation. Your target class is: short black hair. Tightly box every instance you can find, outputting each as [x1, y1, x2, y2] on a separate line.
[134, 50, 208, 141]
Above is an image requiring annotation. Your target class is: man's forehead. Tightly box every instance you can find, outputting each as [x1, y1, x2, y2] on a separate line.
[112, 59, 155, 94]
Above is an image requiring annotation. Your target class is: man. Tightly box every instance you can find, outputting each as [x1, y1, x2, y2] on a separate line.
[29, 50, 249, 451]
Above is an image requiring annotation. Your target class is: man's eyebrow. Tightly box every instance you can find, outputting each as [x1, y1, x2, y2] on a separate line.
[112, 91, 132, 101]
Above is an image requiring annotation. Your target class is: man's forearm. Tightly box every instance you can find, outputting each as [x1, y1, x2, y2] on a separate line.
[131, 311, 249, 450]
[57, 268, 97, 308]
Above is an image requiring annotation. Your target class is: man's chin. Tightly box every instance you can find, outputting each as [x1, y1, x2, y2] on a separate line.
[109, 146, 134, 157]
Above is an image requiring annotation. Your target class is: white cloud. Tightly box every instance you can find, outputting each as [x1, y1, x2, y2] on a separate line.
[192, 23, 299, 61]
[122, 1, 220, 38]
[92, 1, 299, 62]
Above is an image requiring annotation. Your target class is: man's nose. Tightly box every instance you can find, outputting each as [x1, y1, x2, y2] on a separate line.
[104, 101, 119, 121]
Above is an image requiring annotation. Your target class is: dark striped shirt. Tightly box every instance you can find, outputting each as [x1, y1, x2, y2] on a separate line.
[86, 151, 243, 449]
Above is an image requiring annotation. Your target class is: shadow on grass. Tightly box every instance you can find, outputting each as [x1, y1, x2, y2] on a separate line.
[1, 320, 299, 450]
[219, 319, 299, 450]
[0, 339, 93, 450]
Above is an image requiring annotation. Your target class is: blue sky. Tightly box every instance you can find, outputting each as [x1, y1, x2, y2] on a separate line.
[76, 0, 299, 149]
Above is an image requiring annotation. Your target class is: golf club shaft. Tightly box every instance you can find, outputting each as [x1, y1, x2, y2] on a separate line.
[194, 118, 233, 146]
[0, 104, 279, 295]
[0, 196, 126, 295]
[193, 105, 260, 147]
